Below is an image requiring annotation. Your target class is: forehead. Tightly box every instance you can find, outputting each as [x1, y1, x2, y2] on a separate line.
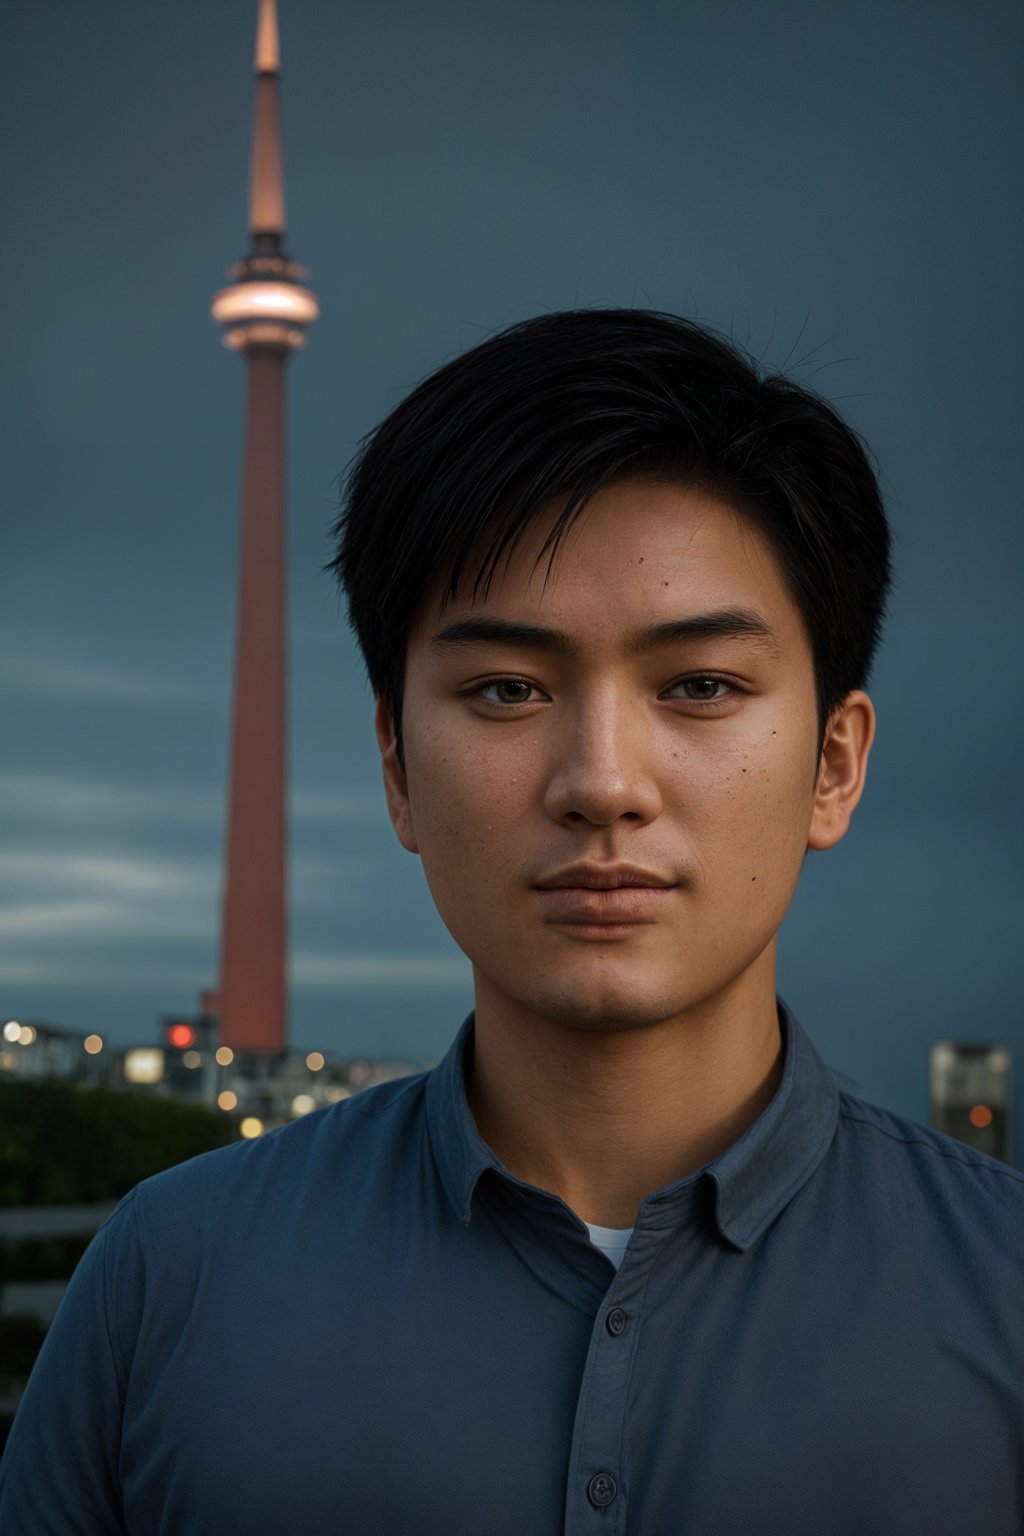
[409, 477, 809, 658]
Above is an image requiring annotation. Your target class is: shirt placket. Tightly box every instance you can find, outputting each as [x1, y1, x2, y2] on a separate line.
[562, 1221, 661, 1535]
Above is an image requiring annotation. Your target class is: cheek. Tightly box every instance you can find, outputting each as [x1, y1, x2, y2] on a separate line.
[410, 704, 530, 824]
[407, 737, 513, 887]
[407, 756, 524, 961]
[686, 746, 814, 883]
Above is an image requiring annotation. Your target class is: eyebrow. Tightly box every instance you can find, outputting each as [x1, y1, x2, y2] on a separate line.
[430, 607, 780, 658]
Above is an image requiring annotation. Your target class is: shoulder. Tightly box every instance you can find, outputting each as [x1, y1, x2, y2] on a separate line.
[836, 1090, 1022, 1186]
[833, 1089, 1024, 1254]
[127, 1068, 432, 1243]
[42, 1072, 435, 1385]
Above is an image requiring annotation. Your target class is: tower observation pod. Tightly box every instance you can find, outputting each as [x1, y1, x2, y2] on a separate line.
[211, 0, 319, 352]
[210, 0, 317, 1056]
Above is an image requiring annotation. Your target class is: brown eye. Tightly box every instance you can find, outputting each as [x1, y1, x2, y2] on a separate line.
[683, 677, 724, 700]
[475, 678, 538, 705]
[664, 675, 739, 707]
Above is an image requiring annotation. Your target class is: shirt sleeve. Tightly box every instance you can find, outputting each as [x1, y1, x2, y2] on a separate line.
[0, 1188, 145, 1534]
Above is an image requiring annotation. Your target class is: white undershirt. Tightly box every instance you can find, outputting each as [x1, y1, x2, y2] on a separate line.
[584, 1221, 634, 1271]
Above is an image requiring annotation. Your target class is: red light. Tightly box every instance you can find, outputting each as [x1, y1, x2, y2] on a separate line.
[167, 1022, 196, 1049]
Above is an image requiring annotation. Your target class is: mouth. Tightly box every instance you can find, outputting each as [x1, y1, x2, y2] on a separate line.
[534, 862, 677, 893]
[534, 885, 674, 927]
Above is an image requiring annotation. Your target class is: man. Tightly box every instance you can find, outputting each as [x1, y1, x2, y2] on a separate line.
[2, 308, 1021, 1533]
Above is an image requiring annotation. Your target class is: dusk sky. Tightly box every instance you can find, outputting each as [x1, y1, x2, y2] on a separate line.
[2, 1, 1022, 1151]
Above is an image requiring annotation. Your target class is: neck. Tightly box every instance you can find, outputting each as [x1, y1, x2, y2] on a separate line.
[465, 949, 785, 1230]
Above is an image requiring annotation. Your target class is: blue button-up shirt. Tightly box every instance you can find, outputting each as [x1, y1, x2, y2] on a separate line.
[2, 997, 1022, 1533]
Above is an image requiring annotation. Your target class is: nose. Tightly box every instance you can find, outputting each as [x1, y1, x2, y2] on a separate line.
[542, 685, 663, 827]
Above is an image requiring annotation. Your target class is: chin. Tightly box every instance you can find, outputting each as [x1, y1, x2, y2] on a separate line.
[511, 975, 692, 1034]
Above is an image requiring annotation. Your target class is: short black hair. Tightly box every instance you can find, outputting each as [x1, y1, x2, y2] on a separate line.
[326, 307, 893, 774]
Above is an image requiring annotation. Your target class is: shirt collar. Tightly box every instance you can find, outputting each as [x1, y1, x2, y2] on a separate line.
[425, 994, 839, 1253]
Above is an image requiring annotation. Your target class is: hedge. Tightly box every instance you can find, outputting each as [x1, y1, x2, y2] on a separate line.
[0, 1077, 237, 1205]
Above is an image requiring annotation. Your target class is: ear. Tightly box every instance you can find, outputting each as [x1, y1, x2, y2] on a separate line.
[373, 695, 419, 854]
[806, 690, 876, 852]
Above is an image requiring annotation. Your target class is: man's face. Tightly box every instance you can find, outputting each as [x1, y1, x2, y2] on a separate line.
[377, 476, 865, 1034]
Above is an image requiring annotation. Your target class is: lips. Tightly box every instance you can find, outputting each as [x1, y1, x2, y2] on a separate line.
[535, 863, 676, 891]
[535, 886, 674, 923]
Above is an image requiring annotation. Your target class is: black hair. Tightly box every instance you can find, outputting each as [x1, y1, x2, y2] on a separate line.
[326, 307, 892, 774]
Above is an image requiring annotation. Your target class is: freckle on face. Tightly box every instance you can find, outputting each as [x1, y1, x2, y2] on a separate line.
[396, 478, 822, 1034]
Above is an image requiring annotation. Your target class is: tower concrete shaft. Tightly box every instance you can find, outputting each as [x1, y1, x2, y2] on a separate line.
[219, 350, 287, 1054]
[211, 0, 317, 1055]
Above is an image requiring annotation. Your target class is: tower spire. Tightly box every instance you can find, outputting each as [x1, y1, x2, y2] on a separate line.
[255, 0, 280, 71]
[248, 0, 285, 245]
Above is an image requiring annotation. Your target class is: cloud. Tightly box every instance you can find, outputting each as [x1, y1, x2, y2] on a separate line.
[0, 898, 124, 939]
[0, 653, 207, 706]
[0, 848, 213, 898]
[0, 773, 386, 828]
[0, 848, 218, 952]
[0, 773, 221, 826]
[0, 949, 472, 997]
[0, 838, 388, 960]
[292, 788, 387, 824]
[291, 852, 377, 910]
[0, 957, 76, 985]
[0, 957, 208, 991]
[292, 951, 472, 990]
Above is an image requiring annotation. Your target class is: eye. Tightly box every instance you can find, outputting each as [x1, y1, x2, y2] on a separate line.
[663, 674, 740, 708]
[471, 676, 543, 707]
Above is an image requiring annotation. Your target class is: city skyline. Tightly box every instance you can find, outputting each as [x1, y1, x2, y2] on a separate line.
[1, 1, 1021, 1146]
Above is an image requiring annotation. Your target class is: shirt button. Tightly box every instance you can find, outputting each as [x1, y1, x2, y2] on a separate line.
[606, 1307, 628, 1336]
[587, 1472, 618, 1508]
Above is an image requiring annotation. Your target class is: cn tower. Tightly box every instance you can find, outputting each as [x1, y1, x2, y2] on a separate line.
[210, 0, 317, 1055]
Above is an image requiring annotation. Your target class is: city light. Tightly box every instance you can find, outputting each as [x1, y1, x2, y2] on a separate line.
[291, 1094, 316, 1116]
[218, 1090, 238, 1112]
[215, 1046, 234, 1066]
[3, 1021, 21, 1043]
[305, 1051, 325, 1072]
[18, 1025, 38, 1046]
[83, 1034, 103, 1054]
[183, 1050, 202, 1069]
[124, 1048, 165, 1085]
[239, 1117, 264, 1139]
[167, 1022, 196, 1050]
